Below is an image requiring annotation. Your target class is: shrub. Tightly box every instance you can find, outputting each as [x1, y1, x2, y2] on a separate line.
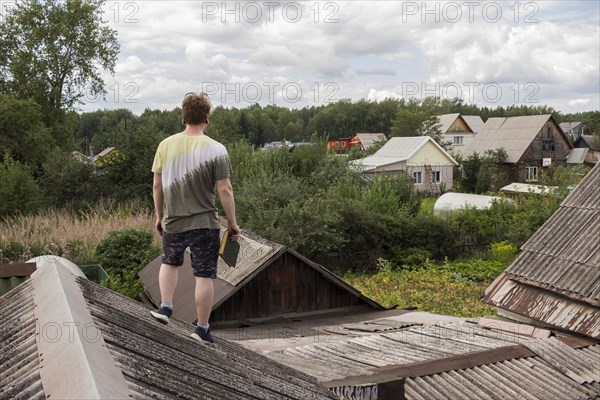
[490, 241, 517, 264]
[95, 228, 160, 299]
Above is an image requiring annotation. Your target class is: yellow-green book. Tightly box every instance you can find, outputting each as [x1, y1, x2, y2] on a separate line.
[219, 229, 240, 268]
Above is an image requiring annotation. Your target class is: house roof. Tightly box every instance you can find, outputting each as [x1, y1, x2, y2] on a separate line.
[248, 313, 599, 400]
[138, 228, 383, 324]
[352, 136, 458, 171]
[92, 146, 116, 162]
[500, 182, 558, 195]
[575, 135, 599, 150]
[461, 115, 485, 133]
[437, 113, 463, 133]
[484, 162, 600, 338]
[567, 148, 590, 164]
[0, 256, 338, 400]
[437, 114, 484, 134]
[465, 114, 570, 163]
[352, 133, 386, 149]
[560, 121, 582, 134]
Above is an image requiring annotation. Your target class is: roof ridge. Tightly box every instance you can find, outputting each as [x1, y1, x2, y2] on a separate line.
[30, 257, 130, 399]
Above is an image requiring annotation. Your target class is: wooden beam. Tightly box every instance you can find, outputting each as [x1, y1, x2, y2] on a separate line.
[374, 345, 535, 378]
[0, 262, 36, 278]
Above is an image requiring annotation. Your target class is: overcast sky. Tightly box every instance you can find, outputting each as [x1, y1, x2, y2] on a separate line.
[84, 1, 600, 115]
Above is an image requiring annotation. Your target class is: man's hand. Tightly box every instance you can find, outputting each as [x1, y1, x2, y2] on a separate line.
[155, 218, 163, 236]
[228, 223, 240, 241]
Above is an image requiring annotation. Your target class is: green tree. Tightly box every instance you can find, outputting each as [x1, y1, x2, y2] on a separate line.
[0, 155, 43, 215]
[39, 147, 97, 207]
[0, 0, 120, 112]
[0, 94, 54, 169]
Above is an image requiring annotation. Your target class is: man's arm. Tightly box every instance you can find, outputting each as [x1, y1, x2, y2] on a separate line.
[153, 173, 164, 234]
[216, 177, 240, 240]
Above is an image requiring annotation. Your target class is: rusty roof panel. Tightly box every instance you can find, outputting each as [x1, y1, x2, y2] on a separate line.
[485, 162, 600, 337]
[484, 275, 600, 338]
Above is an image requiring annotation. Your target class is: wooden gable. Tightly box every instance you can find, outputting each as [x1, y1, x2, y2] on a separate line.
[210, 251, 366, 323]
[518, 118, 571, 166]
[446, 116, 473, 133]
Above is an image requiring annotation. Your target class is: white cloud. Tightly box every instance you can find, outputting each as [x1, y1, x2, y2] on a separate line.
[84, 0, 599, 114]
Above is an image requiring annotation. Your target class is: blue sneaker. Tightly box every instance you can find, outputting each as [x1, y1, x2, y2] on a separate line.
[150, 306, 172, 324]
[190, 326, 214, 343]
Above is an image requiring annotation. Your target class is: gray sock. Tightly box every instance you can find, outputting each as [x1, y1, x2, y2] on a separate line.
[197, 322, 209, 330]
[161, 301, 173, 309]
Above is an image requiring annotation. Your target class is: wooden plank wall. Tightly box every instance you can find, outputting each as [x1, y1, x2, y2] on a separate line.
[211, 252, 363, 322]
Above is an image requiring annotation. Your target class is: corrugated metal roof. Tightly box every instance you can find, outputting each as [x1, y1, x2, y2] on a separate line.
[465, 114, 555, 163]
[560, 121, 582, 134]
[484, 162, 600, 337]
[0, 256, 339, 400]
[567, 148, 589, 163]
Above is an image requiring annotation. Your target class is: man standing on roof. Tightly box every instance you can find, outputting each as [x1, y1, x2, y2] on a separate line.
[150, 92, 240, 343]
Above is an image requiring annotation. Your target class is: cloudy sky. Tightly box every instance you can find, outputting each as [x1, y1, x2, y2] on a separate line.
[85, 0, 600, 115]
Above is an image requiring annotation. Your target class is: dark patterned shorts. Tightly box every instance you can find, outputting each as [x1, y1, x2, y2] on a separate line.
[161, 228, 220, 278]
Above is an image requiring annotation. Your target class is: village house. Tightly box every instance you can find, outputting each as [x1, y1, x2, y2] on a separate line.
[351, 136, 458, 195]
[436, 113, 484, 157]
[573, 134, 600, 165]
[465, 114, 573, 182]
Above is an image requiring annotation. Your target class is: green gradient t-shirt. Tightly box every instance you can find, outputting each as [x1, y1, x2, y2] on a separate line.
[152, 133, 231, 233]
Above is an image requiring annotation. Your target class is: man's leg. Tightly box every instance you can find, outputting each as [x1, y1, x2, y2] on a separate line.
[159, 263, 179, 303]
[194, 277, 214, 324]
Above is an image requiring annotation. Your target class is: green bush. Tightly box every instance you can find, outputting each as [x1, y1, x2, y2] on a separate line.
[95, 228, 160, 299]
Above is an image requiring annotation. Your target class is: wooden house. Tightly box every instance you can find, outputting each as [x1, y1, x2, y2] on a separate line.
[437, 113, 484, 157]
[573, 134, 600, 165]
[465, 115, 572, 182]
[351, 136, 458, 194]
[138, 229, 383, 325]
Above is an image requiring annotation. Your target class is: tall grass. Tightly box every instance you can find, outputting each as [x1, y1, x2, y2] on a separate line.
[0, 202, 158, 264]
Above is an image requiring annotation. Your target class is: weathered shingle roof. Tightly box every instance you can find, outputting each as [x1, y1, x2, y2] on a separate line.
[263, 320, 599, 400]
[465, 114, 567, 163]
[484, 162, 600, 338]
[0, 257, 339, 400]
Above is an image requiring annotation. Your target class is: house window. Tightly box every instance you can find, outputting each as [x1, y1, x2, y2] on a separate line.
[453, 136, 463, 145]
[413, 171, 422, 184]
[431, 170, 441, 183]
[342, 141, 347, 148]
[335, 141, 340, 148]
[543, 139, 555, 152]
[526, 166, 538, 182]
